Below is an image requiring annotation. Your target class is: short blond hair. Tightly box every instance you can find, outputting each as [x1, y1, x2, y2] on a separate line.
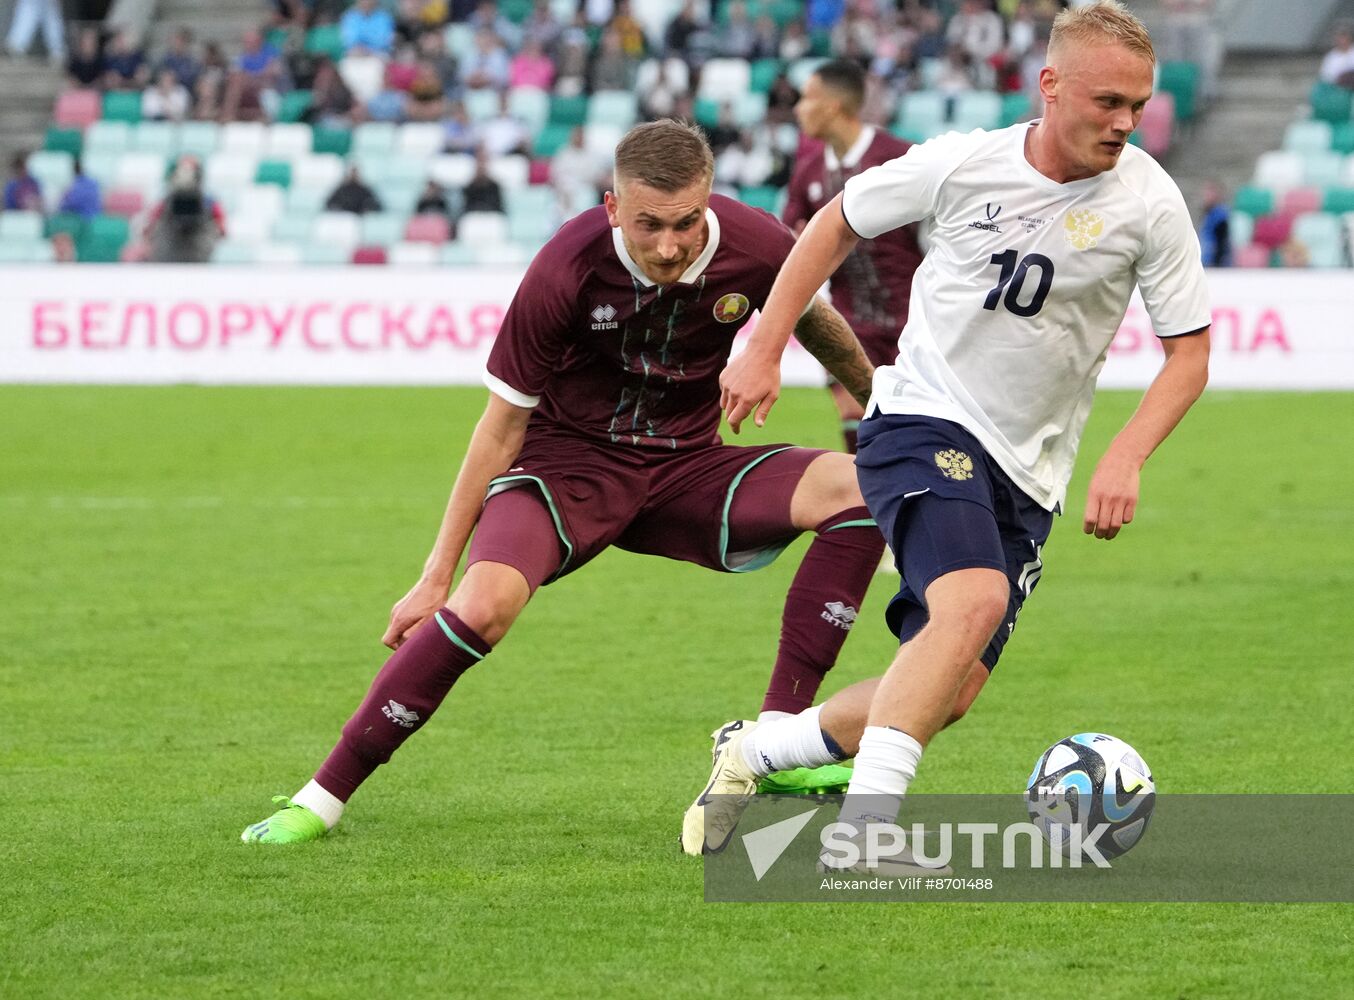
[613, 119, 715, 193]
[1049, 1, 1155, 65]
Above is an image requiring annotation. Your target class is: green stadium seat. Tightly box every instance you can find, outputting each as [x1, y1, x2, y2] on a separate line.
[0, 210, 44, 240]
[277, 89, 314, 124]
[1309, 82, 1352, 125]
[1301, 150, 1343, 187]
[533, 122, 573, 157]
[255, 160, 293, 188]
[1291, 211, 1344, 267]
[738, 185, 782, 213]
[1332, 122, 1354, 154]
[78, 214, 131, 262]
[1322, 187, 1354, 213]
[27, 149, 75, 195]
[0, 238, 55, 263]
[749, 59, 783, 93]
[549, 94, 588, 127]
[1156, 61, 1199, 123]
[352, 122, 397, 156]
[508, 87, 550, 134]
[304, 24, 345, 61]
[1000, 92, 1033, 127]
[499, 0, 532, 22]
[310, 126, 352, 157]
[464, 87, 500, 121]
[1233, 186, 1273, 216]
[1284, 120, 1332, 155]
[44, 211, 86, 240]
[101, 91, 142, 124]
[177, 121, 220, 158]
[693, 98, 721, 128]
[44, 127, 82, 157]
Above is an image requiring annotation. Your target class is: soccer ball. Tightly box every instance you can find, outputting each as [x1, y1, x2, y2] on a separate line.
[1024, 733, 1156, 860]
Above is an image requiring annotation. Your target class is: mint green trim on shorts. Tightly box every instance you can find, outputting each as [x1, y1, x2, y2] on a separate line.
[825, 517, 876, 531]
[483, 474, 575, 580]
[719, 446, 797, 573]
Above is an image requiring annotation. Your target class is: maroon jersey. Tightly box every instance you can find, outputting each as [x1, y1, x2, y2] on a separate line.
[782, 126, 924, 356]
[485, 193, 796, 450]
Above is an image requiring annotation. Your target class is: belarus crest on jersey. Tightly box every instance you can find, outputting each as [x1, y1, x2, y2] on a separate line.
[713, 293, 750, 323]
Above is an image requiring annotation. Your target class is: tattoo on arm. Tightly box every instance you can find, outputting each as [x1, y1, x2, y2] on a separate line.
[794, 299, 875, 408]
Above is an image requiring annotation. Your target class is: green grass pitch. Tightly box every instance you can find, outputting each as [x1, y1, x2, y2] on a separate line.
[2, 385, 1351, 998]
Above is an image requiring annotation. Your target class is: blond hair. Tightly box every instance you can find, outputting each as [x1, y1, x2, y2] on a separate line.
[613, 119, 715, 193]
[1049, 1, 1155, 65]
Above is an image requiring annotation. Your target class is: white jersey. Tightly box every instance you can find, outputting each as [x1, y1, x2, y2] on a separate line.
[842, 123, 1211, 511]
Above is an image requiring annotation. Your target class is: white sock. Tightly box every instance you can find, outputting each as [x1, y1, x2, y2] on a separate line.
[837, 726, 924, 830]
[292, 779, 345, 830]
[740, 705, 843, 777]
[756, 710, 792, 723]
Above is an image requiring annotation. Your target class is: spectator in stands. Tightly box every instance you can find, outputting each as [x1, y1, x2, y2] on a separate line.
[341, 0, 396, 56]
[509, 37, 554, 90]
[306, 56, 356, 124]
[142, 68, 192, 121]
[325, 165, 383, 214]
[1320, 23, 1354, 89]
[664, 1, 704, 58]
[1198, 182, 1231, 267]
[750, 14, 780, 60]
[220, 27, 288, 121]
[460, 27, 510, 91]
[57, 158, 101, 219]
[714, 127, 775, 192]
[637, 56, 690, 119]
[831, 4, 876, 61]
[102, 29, 148, 90]
[706, 102, 741, 155]
[394, 0, 442, 47]
[65, 26, 103, 87]
[1278, 237, 1310, 269]
[478, 92, 529, 156]
[405, 55, 449, 120]
[550, 125, 607, 197]
[468, 0, 522, 52]
[4, 154, 43, 212]
[946, 0, 1003, 87]
[416, 26, 457, 93]
[904, 0, 947, 59]
[778, 19, 811, 61]
[806, 0, 846, 34]
[552, 19, 590, 96]
[51, 231, 77, 262]
[462, 149, 503, 213]
[156, 27, 202, 91]
[936, 42, 976, 111]
[521, 0, 562, 55]
[193, 42, 230, 119]
[609, 1, 646, 58]
[765, 73, 799, 126]
[5, 0, 66, 62]
[589, 27, 636, 91]
[145, 155, 226, 263]
[415, 179, 452, 218]
[717, 0, 758, 60]
[441, 100, 477, 152]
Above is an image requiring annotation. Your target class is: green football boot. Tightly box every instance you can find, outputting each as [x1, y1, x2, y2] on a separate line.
[758, 764, 855, 796]
[240, 795, 328, 845]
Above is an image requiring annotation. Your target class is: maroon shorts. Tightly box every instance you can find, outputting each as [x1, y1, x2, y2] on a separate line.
[467, 426, 826, 588]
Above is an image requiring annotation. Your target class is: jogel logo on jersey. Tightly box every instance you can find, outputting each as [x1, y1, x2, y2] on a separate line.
[934, 449, 974, 481]
[1064, 209, 1105, 250]
[713, 293, 750, 323]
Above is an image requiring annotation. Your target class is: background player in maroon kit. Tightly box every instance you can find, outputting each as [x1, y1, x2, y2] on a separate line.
[241, 119, 883, 844]
[783, 60, 925, 454]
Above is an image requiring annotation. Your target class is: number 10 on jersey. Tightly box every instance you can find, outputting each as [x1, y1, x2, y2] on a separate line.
[983, 250, 1054, 318]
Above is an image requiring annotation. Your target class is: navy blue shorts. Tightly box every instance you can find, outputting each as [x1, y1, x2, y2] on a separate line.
[855, 413, 1055, 670]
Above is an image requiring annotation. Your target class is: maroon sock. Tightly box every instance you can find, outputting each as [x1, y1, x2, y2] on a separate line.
[315, 609, 491, 801]
[842, 419, 860, 455]
[761, 505, 884, 715]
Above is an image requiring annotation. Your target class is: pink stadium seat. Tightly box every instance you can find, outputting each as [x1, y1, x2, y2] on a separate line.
[1278, 187, 1322, 215]
[403, 213, 451, 244]
[528, 159, 551, 185]
[103, 188, 146, 217]
[53, 89, 101, 128]
[1233, 243, 1272, 268]
[351, 245, 388, 265]
[1136, 93, 1174, 158]
[1252, 213, 1293, 249]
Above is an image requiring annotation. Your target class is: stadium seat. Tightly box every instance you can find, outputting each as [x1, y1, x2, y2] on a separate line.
[549, 94, 589, 127]
[1156, 61, 1199, 123]
[177, 121, 220, 159]
[301, 240, 349, 264]
[1229, 210, 1253, 249]
[1309, 81, 1352, 125]
[265, 124, 312, 159]
[474, 242, 530, 265]
[1340, 154, 1354, 187]
[1291, 211, 1344, 267]
[533, 122, 574, 158]
[1301, 151, 1343, 187]
[429, 153, 476, 188]
[360, 211, 408, 246]
[507, 87, 550, 135]
[1322, 187, 1354, 213]
[304, 24, 345, 61]
[101, 91, 141, 124]
[115, 152, 168, 200]
[375, 179, 421, 214]
[457, 211, 510, 247]
[1233, 186, 1273, 216]
[85, 121, 133, 156]
[311, 126, 352, 157]
[132, 121, 177, 157]
[1136, 93, 1175, 158]
[273, 211, 317, 243]
[388, 241, 439, 265]
[749, 58, 782, 93]
[1000, 92, 1033, 127]
[206, 152, 259, 196]
[1252, 151, 1304, 190]
[211, 239, 259, 264]
[1278, 187, 1322, 216]
[237, 184, 285, 221]
[587, 90, 639, 129]
[1233, 242, 1272, 267]
[26, 150, 75, 204]
[311, 211, 362, 248]
[102, 187, 145, 217]
[227, 214, 273, 244]
[53, 88, 101, 128]
[693, 97, 722, 128]
[351, 245, 388, 265]
[443, 22, 476, 62]
[487, 154, 530, 190]
[464, 88, 501, 122]
[255, 159, 292, 188]
[78, 214, 131, 262]
[352, 122, 397, 157]
[0, 238, 54, 263]
[739, 185, 781, 213]
[383, 154, 431, 186]
[44, 211, 85, 240]
[221, 122, 268, 157]
[1332, 122, 1354, 155]
[439, 241, 476, 265]
[735, 91, 770, 128]
[786, 57, 828, 91]
[698, 59, 752, 103]
[404, 213, 451, 244]
[1251, 214, 1292, 250]
[583, 124, 624, 163]
[896, 90, 947, 139]
[80, 150, 119, 190]
[277, 90, 314, 124]
[44, 127, 82, 157]
[286, 181, 330, 214]
[1284, 120, 1333, 155]
[951, 92, 1001, 131]
[398, 123, 445, 158]
[0, 210, 44, 240]
[256, 242, 303, 265]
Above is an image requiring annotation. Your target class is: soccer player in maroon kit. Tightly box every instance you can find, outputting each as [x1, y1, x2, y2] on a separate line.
[242, 119, 883, 844]
[783, 59, 925, 454]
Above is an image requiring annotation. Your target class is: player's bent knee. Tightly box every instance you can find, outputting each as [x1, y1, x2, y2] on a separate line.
[446, 564, 531, 646]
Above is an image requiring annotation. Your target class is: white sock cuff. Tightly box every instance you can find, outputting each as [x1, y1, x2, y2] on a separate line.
[292, 779, 345, 830]
[859, 725, 924, 761]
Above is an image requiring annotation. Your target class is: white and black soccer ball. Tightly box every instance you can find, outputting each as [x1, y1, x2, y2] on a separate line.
[1024, 733, 1155, 860]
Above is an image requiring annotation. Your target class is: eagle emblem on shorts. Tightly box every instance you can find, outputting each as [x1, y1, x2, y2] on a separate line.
[1064, 208, 1104, 251]
[934, 449, 974, 481]
[713, 292, 750, 323]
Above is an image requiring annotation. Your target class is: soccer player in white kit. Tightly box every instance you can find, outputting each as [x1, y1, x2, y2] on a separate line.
[682, 0, 1212, 860]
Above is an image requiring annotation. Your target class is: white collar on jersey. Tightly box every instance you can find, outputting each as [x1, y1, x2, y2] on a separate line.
[824, 125, 876, 172]
[612, 206, 722, 287]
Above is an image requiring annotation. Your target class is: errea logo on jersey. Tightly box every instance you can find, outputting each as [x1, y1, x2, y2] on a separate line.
[967, 202, 1003, 233]
[590, 304, 619, 330]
